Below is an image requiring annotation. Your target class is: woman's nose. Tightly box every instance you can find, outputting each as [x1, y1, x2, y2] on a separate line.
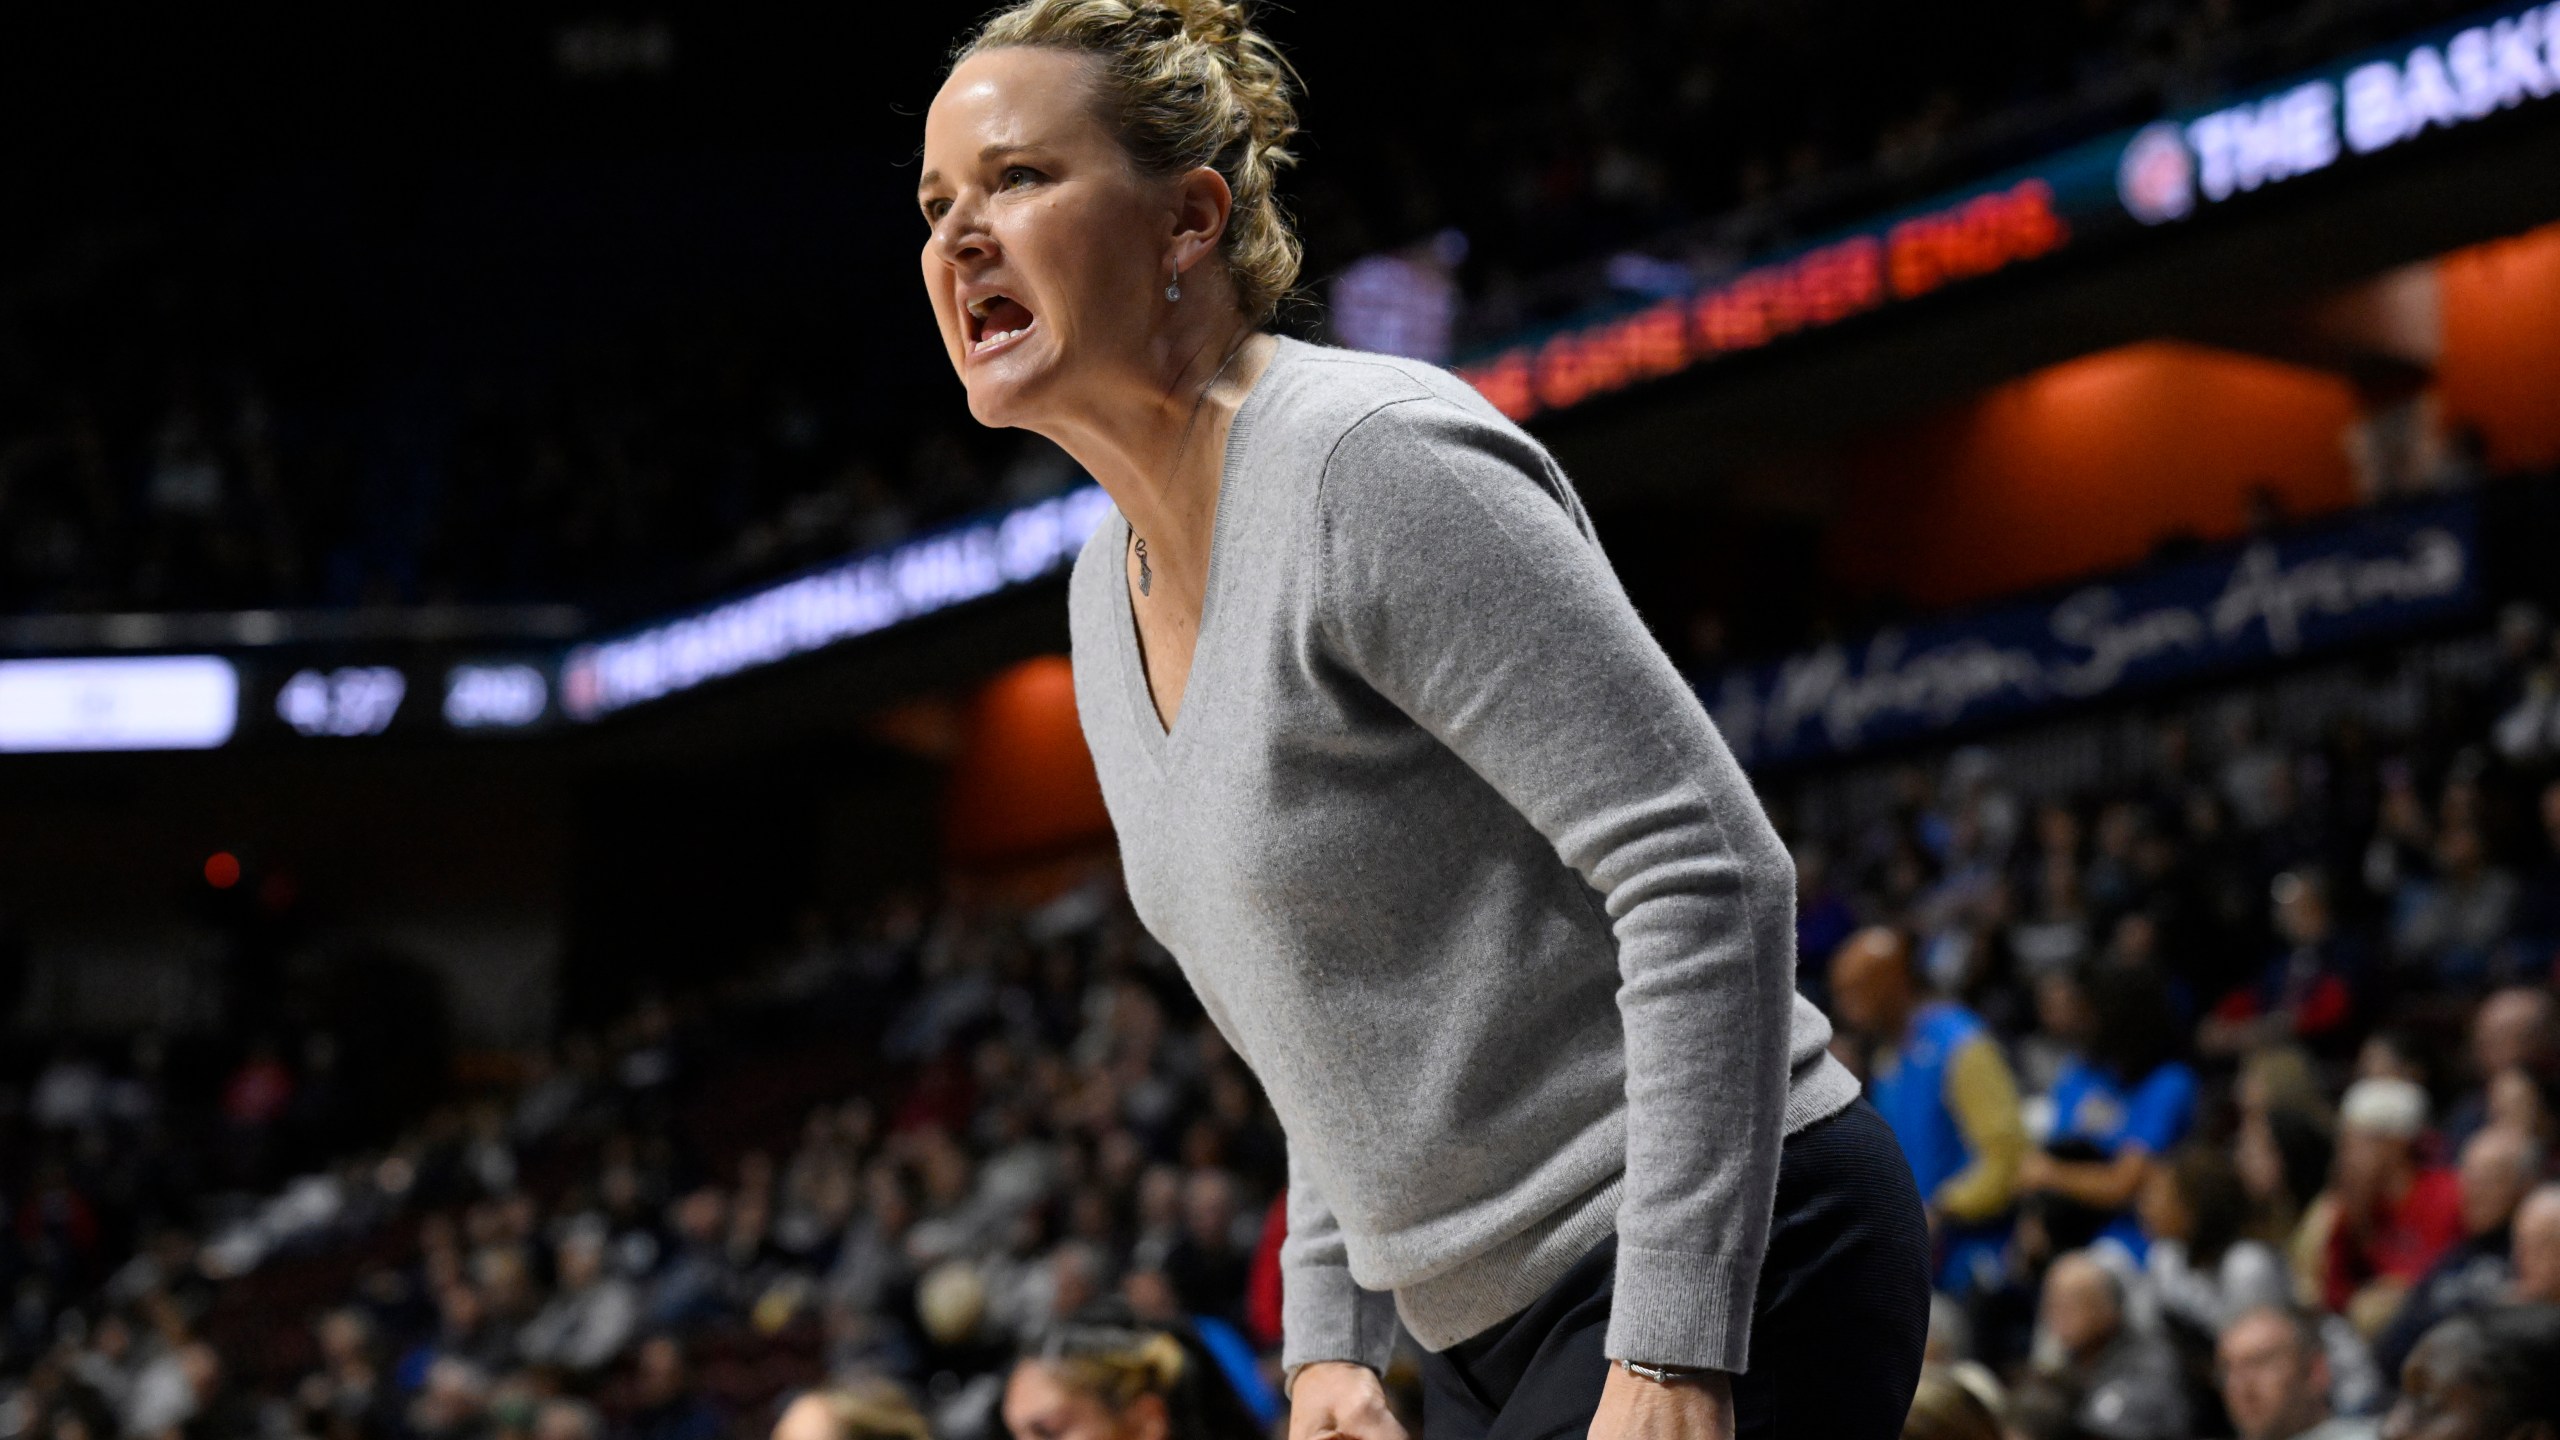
[934, 200, 994, 265]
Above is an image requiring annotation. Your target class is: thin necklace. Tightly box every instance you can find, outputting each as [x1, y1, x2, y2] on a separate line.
[1134, 331, 1253, 600]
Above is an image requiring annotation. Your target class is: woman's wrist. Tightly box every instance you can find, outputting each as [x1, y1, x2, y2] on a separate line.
[1283, 1358, 1379, 1400]
[1615, 1358, 1718, 1386]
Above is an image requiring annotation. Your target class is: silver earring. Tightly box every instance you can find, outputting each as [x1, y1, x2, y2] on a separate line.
[1166, 270, 1182, 302]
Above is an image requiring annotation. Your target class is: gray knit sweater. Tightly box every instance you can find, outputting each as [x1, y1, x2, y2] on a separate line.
[1066, 337, 1859, 1377]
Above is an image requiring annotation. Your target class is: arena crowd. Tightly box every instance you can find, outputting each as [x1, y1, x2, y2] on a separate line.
[9, 587, 2560, 1440]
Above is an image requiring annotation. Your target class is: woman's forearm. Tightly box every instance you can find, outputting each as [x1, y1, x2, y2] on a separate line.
[1315, 407, 1826, 1373]
[2039, 1151, 2151, 1210]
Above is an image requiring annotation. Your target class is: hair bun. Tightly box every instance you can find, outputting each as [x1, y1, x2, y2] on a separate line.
[1130, 0, 1244, 49]
[1177, 0, 1249, 49]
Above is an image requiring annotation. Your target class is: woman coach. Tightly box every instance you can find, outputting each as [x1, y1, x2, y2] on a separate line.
[913, 3, 1930, 1436]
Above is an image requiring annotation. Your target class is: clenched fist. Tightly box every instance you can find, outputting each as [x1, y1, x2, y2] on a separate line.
[1286, 1362, 1407, 1440]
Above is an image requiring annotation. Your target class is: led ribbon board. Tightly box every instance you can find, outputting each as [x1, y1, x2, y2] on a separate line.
[1458, 0, 2560, 424]
[560, 484, 1113, 721]
[0, 655, 240, 753]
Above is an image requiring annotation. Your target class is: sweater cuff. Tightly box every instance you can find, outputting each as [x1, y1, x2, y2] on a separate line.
[1603, 1245, 1758, 1374]
[1280, 1260, 1400, 1380]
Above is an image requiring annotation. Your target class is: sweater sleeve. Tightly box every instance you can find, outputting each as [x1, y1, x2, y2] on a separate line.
[1313, 397, 1799, 1374]
[1933, 1035, 2027, 1223]
[1278, 1139, 1402, 1383]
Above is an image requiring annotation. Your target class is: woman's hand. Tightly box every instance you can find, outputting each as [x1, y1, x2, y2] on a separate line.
[1587, 1363, 1735, 1440]
[1287, 1362, 1407, 1440]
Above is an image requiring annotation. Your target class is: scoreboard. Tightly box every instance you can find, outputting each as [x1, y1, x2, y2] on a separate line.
[0, 654, 563, 752]
[0, 485, 1109, 753]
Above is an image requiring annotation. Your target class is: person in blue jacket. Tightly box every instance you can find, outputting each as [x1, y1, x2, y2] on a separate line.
[1831, 927, 2029, 1295]
[2020, 960, 2200, 1260]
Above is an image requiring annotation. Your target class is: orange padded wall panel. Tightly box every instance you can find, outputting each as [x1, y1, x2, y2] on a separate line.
[941, 655, 1112, 867]
[2438, 219, 2560, 472]
[1824, 341, 2360, 609]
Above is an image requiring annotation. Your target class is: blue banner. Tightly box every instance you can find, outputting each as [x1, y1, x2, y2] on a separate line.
[1702, 498, 2483, 768]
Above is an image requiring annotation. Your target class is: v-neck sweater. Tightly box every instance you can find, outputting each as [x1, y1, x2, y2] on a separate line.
[1065, 337, 1858, 1376]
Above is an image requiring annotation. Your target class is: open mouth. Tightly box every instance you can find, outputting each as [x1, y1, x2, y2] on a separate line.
[965, 292, 1037, 356]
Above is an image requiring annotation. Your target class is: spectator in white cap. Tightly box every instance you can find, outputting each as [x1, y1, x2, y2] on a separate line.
[2324, 1078, 2463, 1334]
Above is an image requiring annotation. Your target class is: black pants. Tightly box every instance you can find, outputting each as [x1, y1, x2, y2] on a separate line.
[1416, 1099, 1929, 1440]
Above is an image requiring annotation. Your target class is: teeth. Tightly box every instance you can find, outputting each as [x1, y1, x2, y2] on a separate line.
[968, 296, 993, 318]
[973, 323, 1031, 352]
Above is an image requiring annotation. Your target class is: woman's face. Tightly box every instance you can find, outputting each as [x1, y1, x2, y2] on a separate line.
[1001, 1365, 1164, 1440]
[919, 47, 1177, 430]
[2234, 1113, 2285, 1203]
[2034, 974, 2090, 1044]
[2135, 1164, 2190, 1242]
[2487, 1068, 2548, 1137]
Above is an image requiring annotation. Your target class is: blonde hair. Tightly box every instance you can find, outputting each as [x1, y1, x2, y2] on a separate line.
[954, 0, 1303, 324]
[1037, 1324, 1188, 1409]
[1023, 1314, 1264, 1440]
[1901, 1367, 2002, 1440]
[797, 1381, 932, 1440]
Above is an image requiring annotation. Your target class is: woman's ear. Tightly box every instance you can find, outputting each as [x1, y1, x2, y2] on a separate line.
[1167, 165, 1235, 276]
[1121, 1390, 1170, 1440]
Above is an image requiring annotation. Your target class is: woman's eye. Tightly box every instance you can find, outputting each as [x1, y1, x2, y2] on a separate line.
[1001, 166, 1041, 189]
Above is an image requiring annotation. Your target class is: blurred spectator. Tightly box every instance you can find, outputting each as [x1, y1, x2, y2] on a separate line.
[1899, 1365, 2003, 1440]
[2137, 1145, 2290, 1336]
[1831, 926, 2027, 1295]
[769, 1381, 930, 1440]
[2370, 1128, 2544, 1382]
[2019, 963, 2198, 1258]
[2392, 824, 2519, 992]
[2377, 1306, 2560, 1440]
[2036, 1251, 2187, 1440]
[1159, 1172, 1247, 1328]
[649, 1188, 742, 1332]
[2440, 987, 2560, 1155]
[2200, 870, 2363, 1062]
[998, 1309, 1261, 1440]
[2000, 1374, 2085, 1440]
[619, 1335, 721, 1440]
[2215, 1305, 2375, 1440]
[409, 1355, 494, 1440]
[520, 1220, 642, 1374]
[2322, 1079, 2463, 1332]
[2141, 1143, 2388, 1425]
[540, 1399, 608, 1440]
[402, 1278, 519, 1387]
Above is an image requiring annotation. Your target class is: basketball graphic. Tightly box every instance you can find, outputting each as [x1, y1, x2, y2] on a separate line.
[2117, 122, 2196, 224]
